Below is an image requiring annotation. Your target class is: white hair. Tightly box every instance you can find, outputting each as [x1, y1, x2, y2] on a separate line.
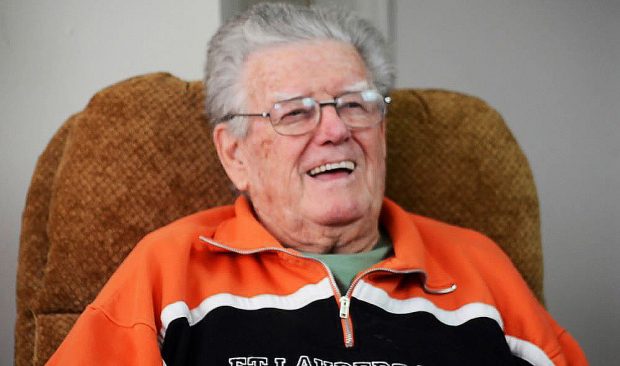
[204, 2, 395, 136]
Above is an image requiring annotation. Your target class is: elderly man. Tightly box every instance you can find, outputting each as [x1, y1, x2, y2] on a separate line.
[48, 3, 587, 366]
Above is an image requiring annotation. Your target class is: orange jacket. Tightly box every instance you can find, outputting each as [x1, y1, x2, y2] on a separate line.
[48, 196, 588, 365]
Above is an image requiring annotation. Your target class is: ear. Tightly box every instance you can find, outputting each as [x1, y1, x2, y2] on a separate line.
[213, 123, 249, 191]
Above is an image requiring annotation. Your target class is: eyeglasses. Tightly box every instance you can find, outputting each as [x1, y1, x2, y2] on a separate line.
[218, 90, 391, 136]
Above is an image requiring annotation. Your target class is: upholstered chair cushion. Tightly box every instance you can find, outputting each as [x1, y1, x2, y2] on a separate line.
[16, 73, 542, 365]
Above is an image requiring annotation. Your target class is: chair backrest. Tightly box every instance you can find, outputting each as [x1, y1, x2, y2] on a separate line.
[15, 72, 542, 365]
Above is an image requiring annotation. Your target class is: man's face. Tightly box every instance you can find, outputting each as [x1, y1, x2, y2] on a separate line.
[216, 40, 386, 253]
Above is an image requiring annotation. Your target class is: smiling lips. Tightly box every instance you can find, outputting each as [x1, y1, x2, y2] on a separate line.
[307, 160, 356, 177]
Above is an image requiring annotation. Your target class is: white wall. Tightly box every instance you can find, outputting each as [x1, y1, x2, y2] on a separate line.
[394, 1, 619, 364]
[0, 1, 220, 364]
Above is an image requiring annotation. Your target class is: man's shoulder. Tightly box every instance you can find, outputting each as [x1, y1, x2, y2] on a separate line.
[382, 198, 510, 266]
[410, 213, 495, 244]
[401, 209, 528, 296]
[384, 199, 498, 251]
[410, 212, 510, 261]
[133, 204, 236, 255]
[91, 204, 237, 306]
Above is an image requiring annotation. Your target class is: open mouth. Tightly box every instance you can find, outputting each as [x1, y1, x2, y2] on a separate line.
[307, 160, 356, 177]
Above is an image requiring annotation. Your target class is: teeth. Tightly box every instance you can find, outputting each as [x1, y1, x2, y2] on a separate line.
[308, 161, 355, 176]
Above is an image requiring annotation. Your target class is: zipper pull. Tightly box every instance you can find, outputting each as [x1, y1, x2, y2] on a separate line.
[339, 296, 351, 318]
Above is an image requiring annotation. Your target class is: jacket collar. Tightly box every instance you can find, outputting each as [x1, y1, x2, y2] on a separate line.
[212, 196, 283, 250]
[379, 198, 456, 292]
[209, 196, 455, 292]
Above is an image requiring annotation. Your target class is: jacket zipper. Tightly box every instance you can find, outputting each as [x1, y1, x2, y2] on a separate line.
[198, 236, 456, 348]
[198, 236, 349, 344]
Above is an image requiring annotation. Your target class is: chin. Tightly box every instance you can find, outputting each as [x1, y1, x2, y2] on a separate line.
[306, 200, 368, 226]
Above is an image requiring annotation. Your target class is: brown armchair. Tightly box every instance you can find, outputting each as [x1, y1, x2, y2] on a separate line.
[15, 72, 542, 365]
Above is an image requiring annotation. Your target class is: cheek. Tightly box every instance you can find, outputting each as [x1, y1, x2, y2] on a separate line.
[374, 128, 387, 162]
[359, 130, 387, 165]
[246, 138, 272, 183]
[259, 138, 273, 160]
[359, 132, 387, 191]
[377, 123, 387, 158]
[244, 131, 308, 196]
[380, 131, 387, 158]
[244, 134, 281, 195]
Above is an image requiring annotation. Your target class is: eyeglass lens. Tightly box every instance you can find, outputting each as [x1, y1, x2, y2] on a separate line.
[270, 91, 385, 136]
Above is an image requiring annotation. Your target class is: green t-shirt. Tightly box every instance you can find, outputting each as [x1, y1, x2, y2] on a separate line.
[303, 230, 392, 294]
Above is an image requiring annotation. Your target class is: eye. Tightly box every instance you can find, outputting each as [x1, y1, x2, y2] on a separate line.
[285, 108, 309, 117]
[337, 93, 374, 114]
[340, 101, 365, 110]
[278, 107, 314, 125]
[338, 100, 372, 115]
[273, 98, 316, 125]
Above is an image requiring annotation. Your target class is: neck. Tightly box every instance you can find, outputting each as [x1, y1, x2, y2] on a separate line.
[254, 205, 381, 254]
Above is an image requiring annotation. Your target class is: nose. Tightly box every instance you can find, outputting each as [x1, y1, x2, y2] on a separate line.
[312, 104, 351, 145]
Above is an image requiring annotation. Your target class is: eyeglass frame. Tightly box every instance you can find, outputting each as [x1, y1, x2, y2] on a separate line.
[216, 90, 392, 136]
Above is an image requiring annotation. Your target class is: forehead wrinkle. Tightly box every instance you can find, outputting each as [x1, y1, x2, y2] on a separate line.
[273, 91, 303, 102]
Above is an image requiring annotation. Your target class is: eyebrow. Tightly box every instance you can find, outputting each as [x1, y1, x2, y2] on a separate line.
[343, 80, 370, 93]
[271, 80, 372, 102]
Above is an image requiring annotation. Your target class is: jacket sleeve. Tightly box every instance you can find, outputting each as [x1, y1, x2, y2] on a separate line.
[45, 233, 173, 365]
[46, 305, 163, 365]
[462, 230, 589, 366]
[547, 311, 589, 366]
